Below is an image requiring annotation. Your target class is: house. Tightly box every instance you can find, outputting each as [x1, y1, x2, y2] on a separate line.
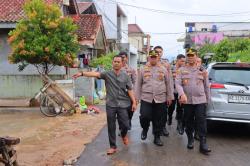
[183, 22, 250, 49]
[75, 2, 107, 61]
[79, 0, 118, 51]
[74, 14, 107, 56]
[116, 6, 138, 70]
[128, 24, 149, 66]
[77, 2, 97, 14]
[0, 0, 80, 106]
[77, 0, 138, 69]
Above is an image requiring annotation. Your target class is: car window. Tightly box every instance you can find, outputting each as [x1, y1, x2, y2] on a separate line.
[209, 67, 250, 86]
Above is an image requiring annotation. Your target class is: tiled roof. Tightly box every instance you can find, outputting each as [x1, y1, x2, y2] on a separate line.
[0, 0, 25, 22]
[77, 2, 93, 14]
[73, 14, 102, 44]
[128, 24, 144, 34]
[0, 0, 63, 22]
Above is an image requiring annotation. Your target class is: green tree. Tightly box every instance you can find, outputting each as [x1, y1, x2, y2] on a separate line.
[213, 39, 234, 62]
[8, 0, 79, 75]
[198, 43, 216, 59]
[90, 52, 117, 70]
[198, 38, 250, 62]
[228, 50, 250, 62]
[233, 38, 250, 52]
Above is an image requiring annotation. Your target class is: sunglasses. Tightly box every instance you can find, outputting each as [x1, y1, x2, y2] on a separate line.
[187, 54, 195, 57]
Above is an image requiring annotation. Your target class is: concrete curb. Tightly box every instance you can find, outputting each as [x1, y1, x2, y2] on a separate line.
[0, 107, 40, 113]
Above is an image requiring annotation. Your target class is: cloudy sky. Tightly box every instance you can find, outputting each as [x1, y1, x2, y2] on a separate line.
[117, 0, 250, 61]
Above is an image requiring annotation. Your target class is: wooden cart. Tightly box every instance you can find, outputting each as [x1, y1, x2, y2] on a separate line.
[38, 75, 76, 117]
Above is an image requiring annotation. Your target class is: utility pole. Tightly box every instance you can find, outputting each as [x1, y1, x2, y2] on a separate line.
[146, 34, 151, 55]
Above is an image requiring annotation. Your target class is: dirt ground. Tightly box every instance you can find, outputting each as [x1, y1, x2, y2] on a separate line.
[0, 106, 106, 166]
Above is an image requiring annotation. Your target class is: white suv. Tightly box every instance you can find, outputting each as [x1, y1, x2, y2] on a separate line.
[206, 62, 250, 123]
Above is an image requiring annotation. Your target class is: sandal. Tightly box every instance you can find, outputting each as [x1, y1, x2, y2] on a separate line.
[106, 148, 117, 155]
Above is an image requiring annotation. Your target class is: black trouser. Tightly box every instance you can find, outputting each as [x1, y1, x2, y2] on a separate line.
[168, 93, 184, 122]
[161, 103, 168, 128]
[106, 106, 129, 148]
[127, 105, 134, 128]
[140, 100, 165, 136]
[183, 104, 207, 137]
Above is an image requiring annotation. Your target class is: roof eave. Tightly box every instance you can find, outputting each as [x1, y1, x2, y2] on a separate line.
[79, 39, 95, 46]
[0, 22, 16, 28]
[117, 5, 127, 17]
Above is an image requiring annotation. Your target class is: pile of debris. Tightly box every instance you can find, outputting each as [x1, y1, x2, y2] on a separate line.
[75, 96, 101, 115]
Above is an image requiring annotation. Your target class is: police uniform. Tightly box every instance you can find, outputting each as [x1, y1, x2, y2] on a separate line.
[121, 64, 137, 129]
[159, 60, 173, 136]
[145, 58, 173, 136]
[121, 64, 137, 86]
[175, 55, 211, 154]
[167, 66, 184, 134]
[136, 52, 174, 146]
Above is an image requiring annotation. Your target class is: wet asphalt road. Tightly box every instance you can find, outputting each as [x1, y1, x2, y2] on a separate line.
[76, 110, 250, 166]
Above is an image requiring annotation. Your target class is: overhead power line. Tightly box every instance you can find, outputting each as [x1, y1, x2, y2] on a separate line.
[99, 0, 250, 17]
[94, 0, 186, 36]
[94, 0, 250, 38]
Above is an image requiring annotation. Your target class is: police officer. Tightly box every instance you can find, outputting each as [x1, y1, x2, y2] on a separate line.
[175, 49, 211, 155]
[119, 51, 137, 129]
[168, 54, 186, 135]
[136, 50, 174, 146]
[154, 46, 172, 136]
[154, 46, 171, 73]
[193, 57, 205, 140]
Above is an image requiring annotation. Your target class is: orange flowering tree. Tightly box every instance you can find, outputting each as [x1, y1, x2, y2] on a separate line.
[8, 0, 79, 75]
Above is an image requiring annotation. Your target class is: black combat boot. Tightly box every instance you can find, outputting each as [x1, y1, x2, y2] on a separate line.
[154, 135, 163, 146]
[199, 137, 211, 155]
[186, 132, 194, 149]
[162, 127, 169, 137]
[177, 121, 184, 135]
[141, 129, 148, 140]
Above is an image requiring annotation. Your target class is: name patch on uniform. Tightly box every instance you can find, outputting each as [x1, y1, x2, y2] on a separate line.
[181, 70, 189, 75]
[197, 75, 204, 85]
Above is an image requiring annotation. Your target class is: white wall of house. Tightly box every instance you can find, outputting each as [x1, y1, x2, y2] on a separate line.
[128, 35, 144, 52]
[129, 45, 138, 70]
[94, 0, 117, 40]
[191, 22, 250, 32]
[118, 15, 128, 43]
